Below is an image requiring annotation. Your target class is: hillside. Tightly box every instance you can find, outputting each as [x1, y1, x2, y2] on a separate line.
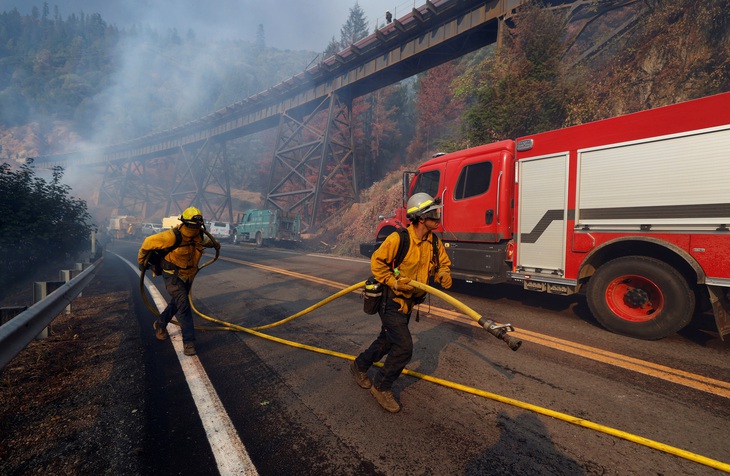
[326, 0, 730, 256]
[1, 0, 728, 257]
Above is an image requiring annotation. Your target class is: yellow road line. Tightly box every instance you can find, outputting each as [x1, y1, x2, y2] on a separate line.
[212, 255, 730, 472]
[219, 256, 730, 399]
[425, 306, 730, 398]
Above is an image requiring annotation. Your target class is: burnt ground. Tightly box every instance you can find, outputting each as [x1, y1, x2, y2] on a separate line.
[0, 258, 146, 476]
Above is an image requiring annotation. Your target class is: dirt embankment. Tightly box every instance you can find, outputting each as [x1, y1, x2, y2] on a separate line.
[0, 260, 146, 476]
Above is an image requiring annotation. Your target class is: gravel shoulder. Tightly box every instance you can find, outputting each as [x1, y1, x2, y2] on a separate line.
[0, 258, 146, 476]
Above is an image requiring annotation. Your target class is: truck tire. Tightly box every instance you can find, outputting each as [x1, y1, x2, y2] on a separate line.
[255, 231, 263, 247]
[586, 256, 694, 340]
[233, 231, 239, 245]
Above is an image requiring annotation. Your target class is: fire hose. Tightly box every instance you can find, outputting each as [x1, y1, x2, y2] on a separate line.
[145, 277, 522, 350]
[139, 238, 521, 350]
[134, 252, 730, 473]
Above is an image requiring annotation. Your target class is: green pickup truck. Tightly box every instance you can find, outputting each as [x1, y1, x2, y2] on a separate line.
[233, 209, 302, 247]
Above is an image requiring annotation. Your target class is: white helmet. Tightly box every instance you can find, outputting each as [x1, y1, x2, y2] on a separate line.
[406, 192, 443, 220]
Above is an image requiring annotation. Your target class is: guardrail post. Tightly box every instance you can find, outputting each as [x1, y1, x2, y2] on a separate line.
[59, 270, 82, 314]
[0, 256, 103, 371]
[32, 281, 64, 339]
[1, 306, 27, 325]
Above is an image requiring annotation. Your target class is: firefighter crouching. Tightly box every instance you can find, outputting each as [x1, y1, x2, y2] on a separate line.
[137, 207, 220, 356]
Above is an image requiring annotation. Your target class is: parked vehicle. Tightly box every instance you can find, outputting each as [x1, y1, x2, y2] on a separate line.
[233, 209, 301, 247]
[140, 223, 162, 236]
[108, 215, 139, 239]
[162, 215, 181, 230]
[361, 92, 730, 340]
[207, 221, 234, 242]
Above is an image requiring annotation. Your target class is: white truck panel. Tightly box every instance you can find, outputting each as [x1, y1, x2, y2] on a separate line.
[517, 153, 569, 275]
[162, 215, 181, 229]
[577, 126, 730, 228]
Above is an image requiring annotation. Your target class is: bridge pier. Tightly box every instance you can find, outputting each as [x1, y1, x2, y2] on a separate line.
[267, 91, 357, 232]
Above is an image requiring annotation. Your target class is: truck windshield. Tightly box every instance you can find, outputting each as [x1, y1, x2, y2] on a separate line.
[411, 170, 440, 199]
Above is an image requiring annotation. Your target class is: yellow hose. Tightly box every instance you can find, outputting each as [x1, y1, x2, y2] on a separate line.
[399, 367, 730, 472]
[136, 247, 727, 474]
[184, 279, 729, 473]
[233, 278, 522, 352]
[251, 281, 367, 331]
[408, 280, 521, 350]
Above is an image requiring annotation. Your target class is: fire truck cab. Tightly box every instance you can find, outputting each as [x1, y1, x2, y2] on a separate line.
[363, 92, 730, 340]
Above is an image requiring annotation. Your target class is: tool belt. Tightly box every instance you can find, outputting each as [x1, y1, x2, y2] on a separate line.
[162, 259, 193, 276]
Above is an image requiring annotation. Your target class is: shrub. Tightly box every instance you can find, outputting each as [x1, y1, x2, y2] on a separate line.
[0, 161, 92, 297]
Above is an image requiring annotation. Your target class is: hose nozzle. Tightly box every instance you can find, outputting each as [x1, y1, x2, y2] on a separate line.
[407, 279, 522, 352]
[478, 318, 522, 351]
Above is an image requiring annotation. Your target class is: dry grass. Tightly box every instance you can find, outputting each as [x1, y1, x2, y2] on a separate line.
[323, 170, 407, 257]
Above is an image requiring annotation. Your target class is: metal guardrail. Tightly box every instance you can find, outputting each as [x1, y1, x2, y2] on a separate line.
[0, 254, 104, 370]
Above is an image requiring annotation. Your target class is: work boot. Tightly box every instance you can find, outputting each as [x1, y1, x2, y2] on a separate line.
[370, 386, 401, 413]
[350, 361, 371, 389]
[153, 321, 168, 341]
[183, 342, 196, 356]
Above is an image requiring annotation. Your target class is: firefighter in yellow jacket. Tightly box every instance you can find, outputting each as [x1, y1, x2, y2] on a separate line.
[137, 207, 219, 356]
[351, 193, 452, 412]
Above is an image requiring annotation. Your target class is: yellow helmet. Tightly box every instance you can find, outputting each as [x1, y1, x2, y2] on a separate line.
[181, 206, 204, 228]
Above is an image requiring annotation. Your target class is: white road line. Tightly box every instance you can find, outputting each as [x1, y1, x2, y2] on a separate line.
[118, 254, 257, 475]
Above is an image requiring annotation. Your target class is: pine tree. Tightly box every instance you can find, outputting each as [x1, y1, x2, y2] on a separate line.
[339, 2, 368, 48]
[255, 24, 265, 50]
[458, 4, 578, 145]
[323, 36, 339, 59]
[420, 63, 464, 147]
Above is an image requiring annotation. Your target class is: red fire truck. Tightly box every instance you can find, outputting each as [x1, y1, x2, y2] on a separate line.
[361, 92, 730, 340]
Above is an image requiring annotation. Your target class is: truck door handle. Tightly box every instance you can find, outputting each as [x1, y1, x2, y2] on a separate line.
[485, 209, 494, 225]
[496, 170, 502, 225]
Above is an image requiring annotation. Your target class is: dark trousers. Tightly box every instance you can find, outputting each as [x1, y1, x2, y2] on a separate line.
[355, 295, 413, 391]
[159, 273, 195, 343]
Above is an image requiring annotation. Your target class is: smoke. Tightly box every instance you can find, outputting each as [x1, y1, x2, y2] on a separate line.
[2, 0, 414, 51]
[1, 0, 425, 221]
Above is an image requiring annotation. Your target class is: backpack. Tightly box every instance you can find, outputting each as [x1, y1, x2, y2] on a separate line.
[363, 228, 440, 314]
[390, 227, 440, 278]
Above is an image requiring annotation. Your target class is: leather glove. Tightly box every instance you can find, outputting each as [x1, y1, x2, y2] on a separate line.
[435, 269, 452, 289]
[387, 275, 414, 293]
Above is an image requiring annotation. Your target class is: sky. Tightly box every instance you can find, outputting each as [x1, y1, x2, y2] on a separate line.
[1, 0, 427, 51]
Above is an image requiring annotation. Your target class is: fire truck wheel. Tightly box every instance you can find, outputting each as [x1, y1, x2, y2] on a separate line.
[255, 231, 263, 247]
[586, 256, 694, 340]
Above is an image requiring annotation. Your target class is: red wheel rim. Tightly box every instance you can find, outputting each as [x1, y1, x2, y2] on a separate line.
[604, 274, 664, 322]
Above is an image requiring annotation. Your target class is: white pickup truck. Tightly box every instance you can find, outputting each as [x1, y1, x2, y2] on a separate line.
[140, 223, 162, 236]
[207, 221, 234, 242]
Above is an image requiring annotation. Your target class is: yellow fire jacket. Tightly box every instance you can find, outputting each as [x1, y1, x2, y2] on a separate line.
[371, 226, 451, 314]
[137, 225, 216, 281]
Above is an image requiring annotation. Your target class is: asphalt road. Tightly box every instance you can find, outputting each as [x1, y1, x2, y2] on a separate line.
[111, 240, 730, 475]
